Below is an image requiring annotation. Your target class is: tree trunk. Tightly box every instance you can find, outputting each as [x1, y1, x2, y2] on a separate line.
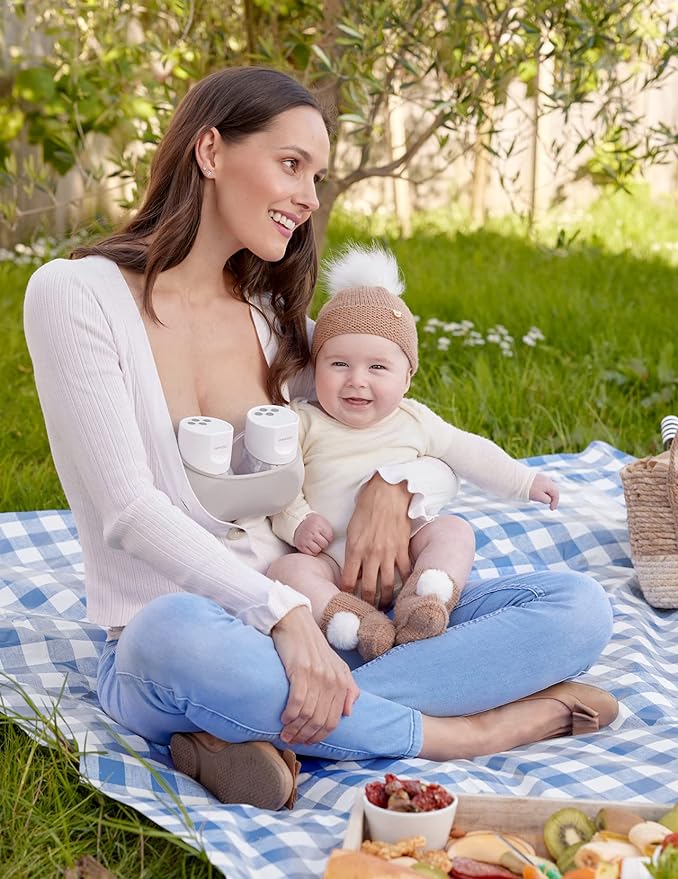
[313, 0, 343, 117]
[243, 0, 256, 55]
[312, 179, 342, 255]
[388, 95, 413, 238]
[470, 109, 493, 226]
[308, 0, 345, 258]
[528, 50, 541, 226]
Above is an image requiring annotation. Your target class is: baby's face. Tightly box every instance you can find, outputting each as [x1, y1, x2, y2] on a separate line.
[314, 333, 412, 428]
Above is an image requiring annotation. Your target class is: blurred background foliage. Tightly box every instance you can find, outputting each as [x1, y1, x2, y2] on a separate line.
[1, 0, 676, 247]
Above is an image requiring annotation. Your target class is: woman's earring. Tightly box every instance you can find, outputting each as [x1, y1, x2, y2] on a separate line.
[203, 166, 212, 177]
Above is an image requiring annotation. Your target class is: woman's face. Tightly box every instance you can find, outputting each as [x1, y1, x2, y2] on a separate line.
[208, 106, 330, 262]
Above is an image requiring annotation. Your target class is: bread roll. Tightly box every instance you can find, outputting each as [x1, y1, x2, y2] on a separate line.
[323, 849, 418, 878]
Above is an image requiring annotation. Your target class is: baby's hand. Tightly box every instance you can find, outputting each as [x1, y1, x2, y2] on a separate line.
[529, 473, 560, 510]
[294, 513, 334, 556]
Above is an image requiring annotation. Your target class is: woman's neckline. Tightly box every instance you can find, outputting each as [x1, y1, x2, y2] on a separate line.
[105, 257, 275, 428]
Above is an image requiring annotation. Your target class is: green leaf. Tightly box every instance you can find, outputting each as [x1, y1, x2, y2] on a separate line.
[520, 20, 541, 35]
[76, 97, 106, 126]
[336, 22, 363, 40]
[13, 66, 57, 103]
[338, 113, 367, 125]
[310, 44, 333, 70]
[126, 98, 156, 121]
[291, 41, 311, 68]
[0, 106, 25, 142]
[42, 140, 76, 175]
[517, 58, 538, 83]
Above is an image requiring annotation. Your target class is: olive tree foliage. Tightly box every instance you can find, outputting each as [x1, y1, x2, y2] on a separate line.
[1, 0, 676, 245]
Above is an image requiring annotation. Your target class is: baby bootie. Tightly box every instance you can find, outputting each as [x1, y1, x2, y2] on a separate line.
[320, 593, 396, 661]
[393, 568, 459, 645]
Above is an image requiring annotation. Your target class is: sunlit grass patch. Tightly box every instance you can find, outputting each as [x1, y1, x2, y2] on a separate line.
[0, 695, 216, 878]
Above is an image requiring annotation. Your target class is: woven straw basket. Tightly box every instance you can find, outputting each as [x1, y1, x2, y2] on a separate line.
[621, 433, 678, 609]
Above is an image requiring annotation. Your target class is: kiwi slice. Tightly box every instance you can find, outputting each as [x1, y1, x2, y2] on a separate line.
[595, 805, 645, 835]
[543, 807, 596, 860]
[556, 841, 584, 873]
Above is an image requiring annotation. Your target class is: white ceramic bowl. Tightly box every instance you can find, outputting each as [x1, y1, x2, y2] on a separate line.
[362, 785, 458, 851]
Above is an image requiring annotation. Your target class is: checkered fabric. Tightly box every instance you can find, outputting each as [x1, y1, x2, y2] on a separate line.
[1, 442, 677, 878]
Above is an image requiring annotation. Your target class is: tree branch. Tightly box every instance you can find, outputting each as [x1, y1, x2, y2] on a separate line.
[356, 63, 398, 172]
[341, 108, 451, 187]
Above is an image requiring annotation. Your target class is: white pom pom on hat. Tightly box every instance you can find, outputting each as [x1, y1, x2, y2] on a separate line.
[323, 243, 405, 299]
[311, 241, 419, 373]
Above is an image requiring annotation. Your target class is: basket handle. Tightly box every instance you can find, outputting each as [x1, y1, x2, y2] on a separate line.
[668, 431, 678, 527]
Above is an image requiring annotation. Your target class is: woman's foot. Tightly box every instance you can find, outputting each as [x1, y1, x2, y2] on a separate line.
[170, 732, 300, 809]
[420, 681, 618, 761]
[516, 681, 618, 736]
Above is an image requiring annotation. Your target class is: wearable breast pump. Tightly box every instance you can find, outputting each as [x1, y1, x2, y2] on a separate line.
[178, 405, 299, 477]
[177, 406, 302, 522]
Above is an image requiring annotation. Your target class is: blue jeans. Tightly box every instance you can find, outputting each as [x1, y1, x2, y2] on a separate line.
[97, 571, 613, 761]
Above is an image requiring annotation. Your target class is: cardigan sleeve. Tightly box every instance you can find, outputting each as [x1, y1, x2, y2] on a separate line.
[23, 260, 310, 634]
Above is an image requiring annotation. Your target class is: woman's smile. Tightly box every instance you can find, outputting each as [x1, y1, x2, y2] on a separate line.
[268, 210, 298, 238]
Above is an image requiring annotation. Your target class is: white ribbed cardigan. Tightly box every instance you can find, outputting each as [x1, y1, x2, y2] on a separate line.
[24, 256, 315, 633]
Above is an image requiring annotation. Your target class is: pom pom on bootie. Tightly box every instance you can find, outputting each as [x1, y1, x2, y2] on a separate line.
[393, 568, 459, 645]
[320, 593, 396, 661]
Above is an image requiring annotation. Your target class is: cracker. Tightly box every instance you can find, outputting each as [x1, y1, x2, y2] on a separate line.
[360, 835, 426, 859]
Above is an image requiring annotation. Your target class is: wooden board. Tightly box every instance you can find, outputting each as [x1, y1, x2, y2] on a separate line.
[343, 793, 666, 857]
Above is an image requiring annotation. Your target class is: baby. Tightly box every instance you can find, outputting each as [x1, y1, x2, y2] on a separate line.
[268, 245, 559, 661]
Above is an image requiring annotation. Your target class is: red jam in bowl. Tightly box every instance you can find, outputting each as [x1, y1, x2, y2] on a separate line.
[365, 773, 454, 813]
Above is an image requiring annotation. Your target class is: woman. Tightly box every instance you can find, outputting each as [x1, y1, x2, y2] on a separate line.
[24, 67, 616, 812]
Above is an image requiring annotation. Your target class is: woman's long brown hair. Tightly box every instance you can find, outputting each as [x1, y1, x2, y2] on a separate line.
[72, 67, 330, 404]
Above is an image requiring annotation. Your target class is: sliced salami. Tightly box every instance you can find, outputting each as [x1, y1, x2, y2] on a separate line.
[450, 856, 518, 879]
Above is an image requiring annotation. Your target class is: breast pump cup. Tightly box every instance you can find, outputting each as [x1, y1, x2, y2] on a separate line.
[177, 416, 234, 476]
[239, 405, 300, 473]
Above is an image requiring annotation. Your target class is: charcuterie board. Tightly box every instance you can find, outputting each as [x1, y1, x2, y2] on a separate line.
[343, 794, 665, 857]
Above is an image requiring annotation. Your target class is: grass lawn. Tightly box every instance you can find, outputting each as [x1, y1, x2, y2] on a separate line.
[0, 187, 677, 875]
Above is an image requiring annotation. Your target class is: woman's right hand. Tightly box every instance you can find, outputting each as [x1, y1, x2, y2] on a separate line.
[271, 606, 360, 746]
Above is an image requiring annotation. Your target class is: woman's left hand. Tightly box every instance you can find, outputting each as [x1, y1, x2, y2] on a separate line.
[341, 474, 412, 609]
[271, 606, 360, 745]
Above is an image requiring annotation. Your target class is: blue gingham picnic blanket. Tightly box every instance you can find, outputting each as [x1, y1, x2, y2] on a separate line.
[1, 441, 677, 878]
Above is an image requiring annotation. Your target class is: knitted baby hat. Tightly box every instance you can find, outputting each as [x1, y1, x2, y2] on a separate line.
[311, 244, 419, 373]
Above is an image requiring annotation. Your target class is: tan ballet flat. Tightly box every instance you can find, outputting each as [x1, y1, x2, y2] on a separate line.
[518, 681, 619, 737]
[170, 731, 300, 810]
